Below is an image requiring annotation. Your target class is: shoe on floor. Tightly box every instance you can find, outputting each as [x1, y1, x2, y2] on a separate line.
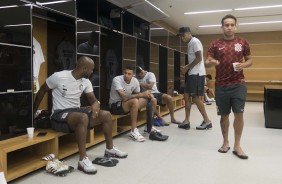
[210, 98, 216, 102]
[149, 131, 168, 141]
[104, 146, 128, 158]
[205, 101, 212, 105]
[218, 147, 230, 153]
[232, 151, 248, 159]
[196, 121, 212, 130]
[178, 122, 190, 130]
[129, 128, 146, 142]
[78, 157, 97, 174]
[46, 160, 70, 176]
[53, 159, 74, 173]
[92, 157, 116, 167]
[42, 153, 55, 161]
[171, 120, 181, 124]
[144, 126, 161, 133]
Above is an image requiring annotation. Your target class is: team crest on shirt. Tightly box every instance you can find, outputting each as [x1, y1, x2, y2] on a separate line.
[234, 43, 242, 52]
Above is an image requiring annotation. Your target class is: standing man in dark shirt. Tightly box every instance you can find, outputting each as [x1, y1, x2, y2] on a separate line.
[205, 15, 252, 159]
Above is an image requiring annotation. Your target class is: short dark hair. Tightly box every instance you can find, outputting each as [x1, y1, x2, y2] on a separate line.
[135, 66, 143, 75]
[221, 14, 237, 26]
[123, 64, 135, 71]
[206, 74, 212, 80]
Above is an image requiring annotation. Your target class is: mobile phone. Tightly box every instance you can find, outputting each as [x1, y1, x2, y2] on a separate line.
[37, 132, 47, 137]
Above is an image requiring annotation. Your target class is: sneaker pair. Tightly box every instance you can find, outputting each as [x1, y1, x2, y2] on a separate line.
[104, 146, 128, 158]
[196, 121, 212, 130]
[46, 159, 73, 176]
[78, 157, 97, 174]
[129, 128, 146, 142]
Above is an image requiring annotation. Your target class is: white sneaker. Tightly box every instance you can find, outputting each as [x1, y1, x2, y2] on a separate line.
[78, 157, 97, 174]
[46, 160, 69, 176]
[144, 126, 161, 133]
[129, 128, 146, 142]
[53, 159, 74, 173]
[210, 98, 216, 102]
[105, 146, 128, 158]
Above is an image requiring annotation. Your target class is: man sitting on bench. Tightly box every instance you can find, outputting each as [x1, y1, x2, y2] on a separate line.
[109, 65, 164, 142]
[135, 66, 181, 124]
[34, 56, 127, 175]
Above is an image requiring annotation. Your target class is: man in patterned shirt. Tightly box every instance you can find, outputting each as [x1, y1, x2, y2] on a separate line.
[205, 15, 252, 159]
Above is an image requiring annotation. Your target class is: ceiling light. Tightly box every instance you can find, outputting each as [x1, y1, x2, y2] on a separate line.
[239, 20, 282, 25]
[36, 1, 69, 6]
[150, 28, 164, 30]
[198, 24, 221, 28]
[144, 0, 169, 17]
[199, 20, 282, 28]
[4, 24, 31, 27]
[184, 9, 232, 15]
[0, 5, 18, 9]
[235, 5, 282, 11]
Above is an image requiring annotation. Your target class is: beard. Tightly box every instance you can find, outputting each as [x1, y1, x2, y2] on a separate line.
[83, 73, 90, 79]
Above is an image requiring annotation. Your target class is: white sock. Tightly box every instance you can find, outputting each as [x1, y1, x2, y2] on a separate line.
[204, 93, 211, 101]
[0, 172, 7, 184]
[106, 147, 114, 152]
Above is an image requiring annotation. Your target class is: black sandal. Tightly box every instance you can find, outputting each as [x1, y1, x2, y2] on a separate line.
[92, 157, 116, 167]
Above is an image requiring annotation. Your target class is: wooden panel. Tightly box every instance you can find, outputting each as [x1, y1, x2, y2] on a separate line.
[244, 68, 282, 81]
[239, 31, 282, 44]
[251, 56, 282, 68]
[168, 36, 180, 50]
[250, 43, 282, 56]
[151, 36, 167, 46]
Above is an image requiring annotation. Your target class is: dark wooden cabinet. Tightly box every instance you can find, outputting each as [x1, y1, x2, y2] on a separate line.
[264, 85, 282, 128]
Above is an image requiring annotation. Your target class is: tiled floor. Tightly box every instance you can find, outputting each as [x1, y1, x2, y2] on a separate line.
[10, 102, 282, 184]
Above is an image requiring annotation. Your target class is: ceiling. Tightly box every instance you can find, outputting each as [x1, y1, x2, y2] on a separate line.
[109, 0, 282, 36]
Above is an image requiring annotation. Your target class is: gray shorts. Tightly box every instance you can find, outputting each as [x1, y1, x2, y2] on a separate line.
[50, 107, 92, 133]
[184, 74, 205, 97]
[215, 84, 246, 115]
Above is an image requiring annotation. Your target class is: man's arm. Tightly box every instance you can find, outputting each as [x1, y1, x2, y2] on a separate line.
[33, 82, 50, 115]
[140, 81, 154, 90]
[117, 89, 150, 102]
[205, 56, 220, 68]
[181, 50, 202, 74]
[235, 55, 252, 72]
[85, 92, 100, 119]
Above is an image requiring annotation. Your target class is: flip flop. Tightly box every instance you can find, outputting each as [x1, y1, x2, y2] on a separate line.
[92, 157, 117, 167]
[218, 147, 230, 153]
[232, 151, 248, 159]
[171, 120, 181, 124]
[96, 157, 119, 164]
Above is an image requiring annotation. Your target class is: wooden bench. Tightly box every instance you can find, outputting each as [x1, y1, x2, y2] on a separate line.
[0, 95, 184, 182]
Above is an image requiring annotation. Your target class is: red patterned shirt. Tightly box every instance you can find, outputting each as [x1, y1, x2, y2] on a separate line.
[207, 37, 251, 87]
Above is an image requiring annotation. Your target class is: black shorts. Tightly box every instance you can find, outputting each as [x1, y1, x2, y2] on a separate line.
[184, 74, 205, 97]
[153, 93, 164, 105]
[50, 107, 92, 133]
[110, 101, 128, 115]
[215, 84, 246, 115]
